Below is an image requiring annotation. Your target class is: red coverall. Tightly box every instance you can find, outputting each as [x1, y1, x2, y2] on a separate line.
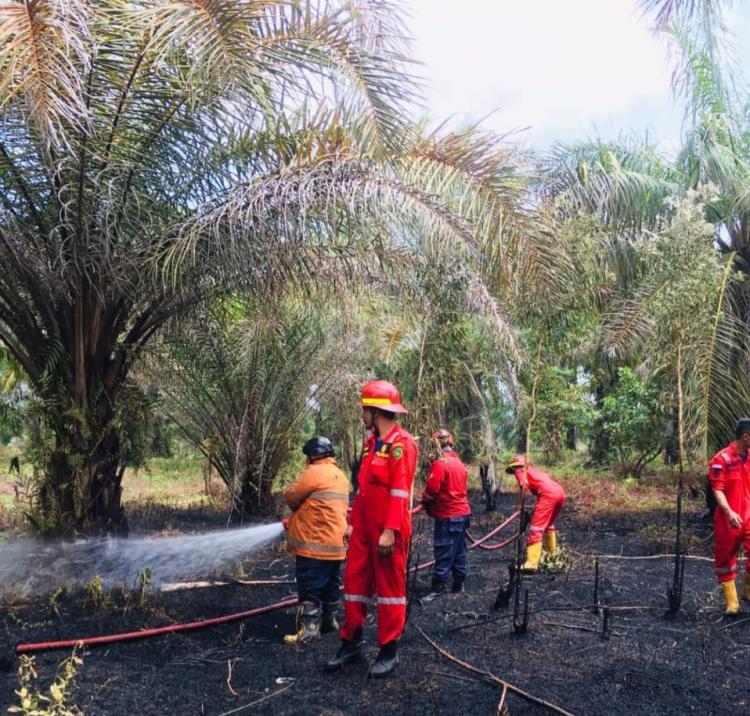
[340, 424, 418, 646]
[422, 449, 471, 588]
[513, 465, 566, 546]
[422, 450, 471, 519]
[708, 443, 750, 583]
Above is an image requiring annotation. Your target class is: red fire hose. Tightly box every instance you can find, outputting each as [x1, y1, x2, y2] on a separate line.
[466, 510, 520, 548]
[465, 510, 521, 550]
[16, 509, 519, 655]
[413, 509, 521, 571]
[16, 598, 299, 655]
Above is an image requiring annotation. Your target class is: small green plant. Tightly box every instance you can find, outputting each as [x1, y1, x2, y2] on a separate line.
[540, 546, 569, 574]
[232, 560, 247, 580]
[47, 588, 65, 618]
[9, 646, 83, 715]
[136, 567, 152, 608]
[82, 575, 110, 610]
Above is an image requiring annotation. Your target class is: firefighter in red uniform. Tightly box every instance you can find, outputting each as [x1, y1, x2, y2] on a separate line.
[325, 380, 418, 677]
[505, 455, 565, 572]
[708, 418, 750, 615]
[421, 429, 471, 599]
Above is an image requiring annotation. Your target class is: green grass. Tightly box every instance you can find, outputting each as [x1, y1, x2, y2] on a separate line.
[0, 441, 692, 536]
[122, 454, 210, 506]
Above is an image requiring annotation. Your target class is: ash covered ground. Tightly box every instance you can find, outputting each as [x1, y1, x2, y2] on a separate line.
[2, 491, 748, 715]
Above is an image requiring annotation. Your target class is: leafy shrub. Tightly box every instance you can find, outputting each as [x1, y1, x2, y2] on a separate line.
[9, 647, 83, 715]
[600, 367, 666, 478]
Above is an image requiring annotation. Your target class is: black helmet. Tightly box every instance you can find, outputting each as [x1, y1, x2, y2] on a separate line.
[735, 418, 750, 439]
[303, 436, 335, 459]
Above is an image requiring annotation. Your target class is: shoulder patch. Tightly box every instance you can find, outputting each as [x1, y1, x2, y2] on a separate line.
[392, 445, 403, 460]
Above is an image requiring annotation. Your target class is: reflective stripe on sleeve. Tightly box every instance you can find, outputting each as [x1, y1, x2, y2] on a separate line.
[529, 525, 545, 532]
[389, 489, 409, 498]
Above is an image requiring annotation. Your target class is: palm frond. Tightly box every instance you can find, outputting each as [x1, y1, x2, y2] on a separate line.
[600, 279, 669, 359]
[0, 0, 91, 150]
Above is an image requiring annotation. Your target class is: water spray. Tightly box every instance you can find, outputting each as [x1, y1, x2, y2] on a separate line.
[1, 522, 285, 597]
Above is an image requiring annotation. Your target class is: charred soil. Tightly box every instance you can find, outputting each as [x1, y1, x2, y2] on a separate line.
[1, 490, 748, 715]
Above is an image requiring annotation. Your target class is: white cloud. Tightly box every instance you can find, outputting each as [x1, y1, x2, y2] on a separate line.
[406, 0, 688, 146]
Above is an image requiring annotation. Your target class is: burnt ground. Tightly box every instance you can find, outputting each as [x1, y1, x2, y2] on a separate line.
[2, 489, 750, 716]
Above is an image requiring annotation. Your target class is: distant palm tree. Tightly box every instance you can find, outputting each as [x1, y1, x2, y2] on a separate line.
[545, 0, 750, 455]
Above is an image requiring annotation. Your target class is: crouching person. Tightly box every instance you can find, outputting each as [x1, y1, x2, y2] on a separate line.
[283, 436, 350, 644]
[505, 455, 565, 572]
[421, 429, 471, 599]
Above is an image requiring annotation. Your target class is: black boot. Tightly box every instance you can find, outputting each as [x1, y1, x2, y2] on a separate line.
[420, 579, 449, 603]
[282, 601, 320, 645]
[321, 602, 340, 634]
[369, 640, 398, 678]
[324, 630, 363, 671]
[451, 578, 465, 594]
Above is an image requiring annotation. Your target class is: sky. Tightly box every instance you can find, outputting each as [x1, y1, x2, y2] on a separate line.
[407, 0, 750, 151]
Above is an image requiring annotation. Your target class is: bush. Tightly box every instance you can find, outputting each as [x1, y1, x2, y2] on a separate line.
[600, 367, 666, 478]
[534, 367, 594, 464]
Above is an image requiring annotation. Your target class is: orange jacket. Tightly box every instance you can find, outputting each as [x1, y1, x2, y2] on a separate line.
[284, 457, 350, 560]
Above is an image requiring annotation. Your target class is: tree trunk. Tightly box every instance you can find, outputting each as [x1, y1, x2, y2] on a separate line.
[588, 380, 612, 466]
[565, 425, 577, 451]
[663, 407, 679, 465]
[34, 387, 129, 536]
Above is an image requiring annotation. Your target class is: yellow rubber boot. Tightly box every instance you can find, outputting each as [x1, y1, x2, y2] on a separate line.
[543, 531, 557, 555]
[721, 581, 740, 616]
[283, 602, 321, 644]
[744, 573, 750, 603]
[521, 542, 543, 573]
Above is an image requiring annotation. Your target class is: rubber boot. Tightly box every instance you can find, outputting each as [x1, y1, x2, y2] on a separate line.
[282, 601, 320, 644]
[321, 602, 340, 634]
[421, 578, 449, 603]
[369, 640, 398, 678]
[521, 542, 543, 573]
[744, 573, 750, 603]
[324, 630, 363, 671]
[721, 580, 740, 616]
[543, 531, 558, 555]
[451, 577, 465, 594]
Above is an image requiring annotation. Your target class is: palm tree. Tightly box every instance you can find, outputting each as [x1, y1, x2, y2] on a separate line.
[0, 1, 545, 534]
[543, 0, 750, 458]
[0, 0, 437, 534]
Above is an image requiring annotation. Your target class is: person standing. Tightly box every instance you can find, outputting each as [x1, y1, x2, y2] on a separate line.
[282, 436, 350, 644]
[505, 455, 565, 572]
[708, 418, 750, 615]
[325, 380, 418, 677]
[421, 429, 471, 598]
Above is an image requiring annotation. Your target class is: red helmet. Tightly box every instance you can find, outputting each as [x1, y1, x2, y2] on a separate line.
[432, 428, 454, 446]
[359, 380, 408, 414]
[505, 454, 527, 474]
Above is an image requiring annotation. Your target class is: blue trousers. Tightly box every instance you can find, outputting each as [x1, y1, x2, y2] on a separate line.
[432, 515, 470, 589]
[295, 556, 342, 606]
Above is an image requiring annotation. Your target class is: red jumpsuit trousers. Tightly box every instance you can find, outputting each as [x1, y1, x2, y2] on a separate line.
[709, 444, 750, 583]
[340, 425, 417, 646]
[514, 465, 566, 546]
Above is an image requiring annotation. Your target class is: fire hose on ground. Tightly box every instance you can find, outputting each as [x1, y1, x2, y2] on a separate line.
[15, 508, 521, 655]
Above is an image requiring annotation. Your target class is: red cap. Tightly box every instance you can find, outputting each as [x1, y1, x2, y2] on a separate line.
[358, 380, 408, 414]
